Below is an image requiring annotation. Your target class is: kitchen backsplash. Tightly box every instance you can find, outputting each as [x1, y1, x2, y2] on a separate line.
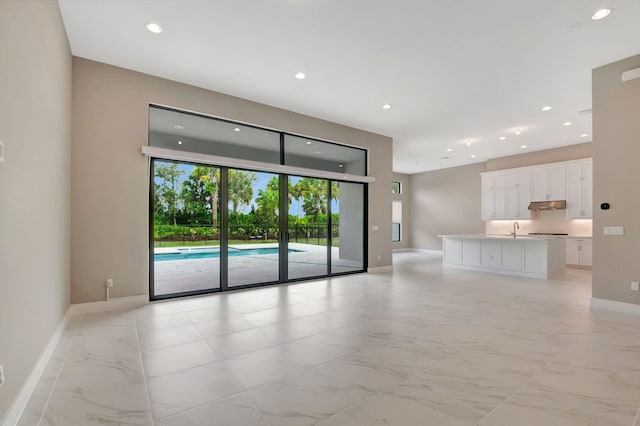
[485, 209, 592, 236]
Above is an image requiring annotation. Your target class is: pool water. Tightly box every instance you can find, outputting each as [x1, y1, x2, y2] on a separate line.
[155, 247, 299, 262]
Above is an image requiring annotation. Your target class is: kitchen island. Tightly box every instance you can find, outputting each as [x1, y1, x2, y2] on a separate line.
[439, 234, 565, 279]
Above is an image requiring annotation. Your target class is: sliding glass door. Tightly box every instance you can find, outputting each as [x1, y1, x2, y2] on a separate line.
[151, 160, 367, 299]
[287, 176, 330, 280]
[151, 161, 221, 297]
[227, 169, 280, 288]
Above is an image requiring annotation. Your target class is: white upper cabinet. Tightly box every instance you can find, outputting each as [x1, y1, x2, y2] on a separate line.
[531, 166, 566, 201]
[548, 166, 568, 201]
[482, 171, 530, 220]
[481, 175, 507, 220]
[505, 171, 531, 219]
[481, 158, 591, 221]
[566, 162, 593, 219]
[506, 171, 531, 188]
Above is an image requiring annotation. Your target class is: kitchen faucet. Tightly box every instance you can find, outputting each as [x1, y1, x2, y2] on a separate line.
[512, 221, 520, 238]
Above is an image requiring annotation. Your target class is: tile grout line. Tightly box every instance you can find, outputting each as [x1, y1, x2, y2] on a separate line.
[134, 316, 157, 426]
[152, 327, 394, 423]
[35, 313, 82, 426]
[474, 335, 576, 425]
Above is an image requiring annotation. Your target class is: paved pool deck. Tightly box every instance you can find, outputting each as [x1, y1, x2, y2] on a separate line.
[153, 243, 363, 296]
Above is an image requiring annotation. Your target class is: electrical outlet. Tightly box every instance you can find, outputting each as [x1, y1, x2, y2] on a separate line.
[0, 364, 5, 387]
[105, 278, 114, 288]
[631, 281, 639, 291]
[377, 254, 381, 261]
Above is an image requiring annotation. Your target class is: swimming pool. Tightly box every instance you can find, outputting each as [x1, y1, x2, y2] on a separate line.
[154, 247, 299, 262]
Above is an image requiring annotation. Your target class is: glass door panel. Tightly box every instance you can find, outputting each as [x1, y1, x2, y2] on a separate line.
[227, 170, 280, 287]
[331, 181, 365, 273]
[152, 161, 221, 297]
[287, 176, 329, 280]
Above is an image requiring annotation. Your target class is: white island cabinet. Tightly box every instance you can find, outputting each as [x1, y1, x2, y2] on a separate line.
[440, 235, 565, 279]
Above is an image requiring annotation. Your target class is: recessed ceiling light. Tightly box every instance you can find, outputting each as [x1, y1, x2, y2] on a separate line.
[177, 140, 183, 145]
[382, 104, 392, 110]
[515, 128, 521, 135]
[581, 133, 589, 138]
[520, 145, 527, 149]
[541, 106, 552, 111]
[338, 164, 344, 168]
[234, 127, 241, 132]
[563, 121, 573, 126]
[499, 136, 507, 141]
[466, 141, 472, 146]
[294, 72, 306, 80]
[470, 154, 476, 158]
[173, 124, 184, 130]
[592, 8, 612, 20]
[446, 148, 453, 152]
[305, 141, 312, 145]
[146, 22, 162, 33]
[313, 150, 321, 154]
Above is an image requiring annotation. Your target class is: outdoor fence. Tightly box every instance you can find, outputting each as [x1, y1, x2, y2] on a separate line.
[154, 224, 339, 246]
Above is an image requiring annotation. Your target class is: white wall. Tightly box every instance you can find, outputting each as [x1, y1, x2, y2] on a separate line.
[409, 163, 485, 250]
[0, 1, 71, 420]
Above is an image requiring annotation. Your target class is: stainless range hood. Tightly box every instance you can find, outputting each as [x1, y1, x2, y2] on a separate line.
[528, 200, 566, 211]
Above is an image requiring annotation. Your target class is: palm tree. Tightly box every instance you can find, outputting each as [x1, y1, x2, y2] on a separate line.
[255, 176, 279, 223]
[198, 167, 220, 228]
[291, 179, 303, 218]
[155, 163, 184, 226]
[228, 170, 256, 223]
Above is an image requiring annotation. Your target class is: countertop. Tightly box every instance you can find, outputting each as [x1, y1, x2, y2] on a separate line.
[438, 234, 566, 241]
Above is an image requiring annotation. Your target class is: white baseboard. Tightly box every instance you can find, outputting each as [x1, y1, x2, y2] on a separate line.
[1, 295, 149, 426]
[590, 297, 640, 316]
[1, 308, 72, 426]
[69, 294, 149, 315]
[368, 265, 393, 273]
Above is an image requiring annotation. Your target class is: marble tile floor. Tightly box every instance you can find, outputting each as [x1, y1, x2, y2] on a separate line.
[18, 250, 640, 425]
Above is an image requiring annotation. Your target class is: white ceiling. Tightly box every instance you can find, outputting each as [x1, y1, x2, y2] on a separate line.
[58, 0, 640, 174]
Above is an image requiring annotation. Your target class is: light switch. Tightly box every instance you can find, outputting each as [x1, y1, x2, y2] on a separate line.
[604, 226, 624, 235]
[372, 225, 379, 231]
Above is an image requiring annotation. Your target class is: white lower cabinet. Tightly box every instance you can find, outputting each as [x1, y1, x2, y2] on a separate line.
[501, 240, 523, 271]
[461, 239, 481, 266]
[444, 238, 462, 264]
[481, 240, 502, 268]
[566, 238, 592, 267]
[441, 236, 566, 279]
[523, 242, 547, 273]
